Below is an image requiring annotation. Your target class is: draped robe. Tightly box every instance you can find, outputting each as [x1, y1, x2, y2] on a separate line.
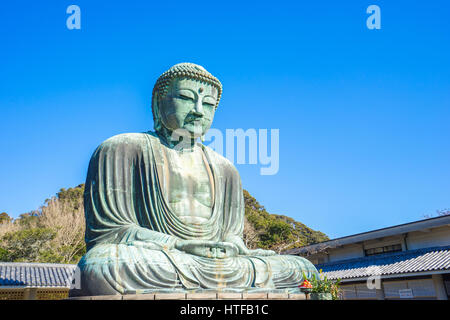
[73, 131, 318, 296]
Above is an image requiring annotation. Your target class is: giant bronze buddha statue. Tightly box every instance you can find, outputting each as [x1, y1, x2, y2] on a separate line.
[73, 63, 319, 296]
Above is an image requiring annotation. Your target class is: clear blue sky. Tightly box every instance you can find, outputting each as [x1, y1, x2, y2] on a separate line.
[1, 1, 449, 239]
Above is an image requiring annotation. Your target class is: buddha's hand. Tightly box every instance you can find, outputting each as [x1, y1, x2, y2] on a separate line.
[223, 235, 277, 257]
[244, 248, 277, 256]
[174, 239, 239, 259]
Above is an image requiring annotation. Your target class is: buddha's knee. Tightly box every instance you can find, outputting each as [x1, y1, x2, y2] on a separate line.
[284, 255, 319, 277]
[76, 243, 180, 295]
[263, 254, 318, 287]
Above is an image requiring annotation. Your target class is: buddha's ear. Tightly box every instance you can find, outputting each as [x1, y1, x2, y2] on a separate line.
[152, 91, 162, 132]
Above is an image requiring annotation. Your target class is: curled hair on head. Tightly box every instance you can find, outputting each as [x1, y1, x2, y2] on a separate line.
[151, 63, 223, 132]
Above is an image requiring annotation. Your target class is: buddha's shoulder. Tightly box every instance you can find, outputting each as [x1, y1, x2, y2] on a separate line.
[97, 132, 155, 151]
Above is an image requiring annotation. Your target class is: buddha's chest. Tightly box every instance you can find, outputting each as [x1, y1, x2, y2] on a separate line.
[160, 147, 214, 223]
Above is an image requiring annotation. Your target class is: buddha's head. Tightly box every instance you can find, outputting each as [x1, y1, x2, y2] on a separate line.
[152, 63, 222, 139]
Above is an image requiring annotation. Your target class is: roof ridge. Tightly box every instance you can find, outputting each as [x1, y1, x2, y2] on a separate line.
[0, 262, 77, 268]
[316, 245, 450, 269]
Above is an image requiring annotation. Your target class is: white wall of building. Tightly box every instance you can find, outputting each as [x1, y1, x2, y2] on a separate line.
[328, 244, 364, 262]
[406, 226, 450, 250]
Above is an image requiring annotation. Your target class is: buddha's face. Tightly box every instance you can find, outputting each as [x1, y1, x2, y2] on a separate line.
[158, 78, 218, 138]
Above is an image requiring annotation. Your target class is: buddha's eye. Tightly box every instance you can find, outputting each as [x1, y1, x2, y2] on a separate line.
[202, 97, 216, 107]
[176, 90, 195, 101]
[178, 94, 194, 101]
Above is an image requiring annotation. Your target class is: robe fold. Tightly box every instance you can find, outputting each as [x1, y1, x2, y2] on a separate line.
[74, 131, 318, 296]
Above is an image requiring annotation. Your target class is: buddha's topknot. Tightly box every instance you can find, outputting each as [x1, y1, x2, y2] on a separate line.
[152, 63, 223, 109]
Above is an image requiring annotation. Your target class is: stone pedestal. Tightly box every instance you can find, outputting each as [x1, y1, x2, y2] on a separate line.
[67, 291, 308, 300]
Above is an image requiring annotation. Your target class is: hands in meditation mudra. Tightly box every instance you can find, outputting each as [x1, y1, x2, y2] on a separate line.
[73, 63, 318, 296]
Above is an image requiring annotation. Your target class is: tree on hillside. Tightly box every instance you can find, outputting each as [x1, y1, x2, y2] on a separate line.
[243, 215, 262, 249]
[17, 212, 41, 227]
[0, 185, 86, 264]
[51, 184, 85, 210]
[0, 212, 12, 224]
[243, 190, 329, 253]
[38, 185, 86, 263]
[0, 228, 56, 262]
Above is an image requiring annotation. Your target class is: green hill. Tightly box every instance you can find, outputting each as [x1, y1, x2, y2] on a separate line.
[243, 190, 329, 252]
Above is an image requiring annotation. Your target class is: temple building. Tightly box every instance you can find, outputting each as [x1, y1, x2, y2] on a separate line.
[0, 262, 76, 300]
[285, 215, 450, 300]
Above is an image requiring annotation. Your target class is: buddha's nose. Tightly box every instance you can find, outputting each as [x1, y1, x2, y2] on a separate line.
[192, 100, 204, 117]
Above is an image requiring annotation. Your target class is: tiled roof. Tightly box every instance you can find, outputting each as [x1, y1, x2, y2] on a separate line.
[316, 246, 450, 280]
[0, 262, 77, 287]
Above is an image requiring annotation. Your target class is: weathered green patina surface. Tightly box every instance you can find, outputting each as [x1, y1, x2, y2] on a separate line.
[72, 63, 319, 296]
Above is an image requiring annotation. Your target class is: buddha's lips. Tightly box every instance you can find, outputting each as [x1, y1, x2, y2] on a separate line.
[185, 118, 203, 124]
